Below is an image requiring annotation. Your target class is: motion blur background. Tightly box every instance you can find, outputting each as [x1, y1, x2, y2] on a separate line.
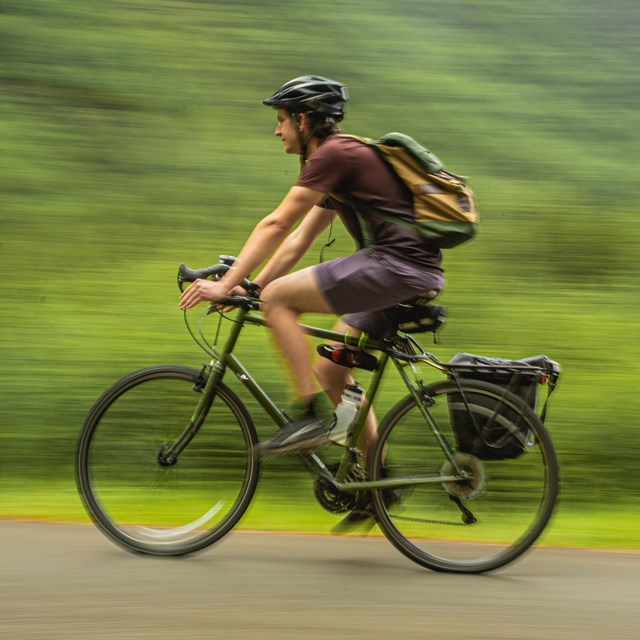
[1, 0, 638, 547]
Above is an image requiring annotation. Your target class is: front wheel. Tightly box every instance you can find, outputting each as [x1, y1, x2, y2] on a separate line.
[369, 379, 559, 573]
[76, 365, 260, 555]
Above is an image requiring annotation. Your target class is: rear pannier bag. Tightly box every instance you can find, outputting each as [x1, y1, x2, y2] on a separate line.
[447, 353, 560, 460]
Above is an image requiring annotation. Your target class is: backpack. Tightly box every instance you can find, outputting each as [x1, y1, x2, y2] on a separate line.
[336, 133, 479, 249]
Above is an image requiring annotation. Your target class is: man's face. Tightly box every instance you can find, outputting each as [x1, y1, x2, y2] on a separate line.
[274, 107, 301, 155]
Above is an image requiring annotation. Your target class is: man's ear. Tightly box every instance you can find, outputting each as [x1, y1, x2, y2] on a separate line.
[297, 112, 312, 134]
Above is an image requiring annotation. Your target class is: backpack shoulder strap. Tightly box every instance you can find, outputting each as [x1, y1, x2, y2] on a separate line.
[332, 133, 424, 245]
[336, 133, 372, 144]
[334, 132, 449, 219]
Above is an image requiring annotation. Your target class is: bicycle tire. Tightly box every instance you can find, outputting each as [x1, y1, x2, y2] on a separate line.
[369, 379, 559, 573]
[76, 365, 260, 556]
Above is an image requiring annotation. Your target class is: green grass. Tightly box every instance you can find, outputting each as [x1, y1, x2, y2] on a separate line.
[3, 479, 638, 551]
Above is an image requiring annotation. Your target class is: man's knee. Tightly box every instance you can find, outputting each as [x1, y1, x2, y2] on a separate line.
[261, 270, 333, 316]
[260, 278, 285, 305]
[260, 279, 297, 321]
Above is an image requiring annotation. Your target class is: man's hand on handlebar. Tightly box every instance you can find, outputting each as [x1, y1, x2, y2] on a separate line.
[179, 279, 233, 310]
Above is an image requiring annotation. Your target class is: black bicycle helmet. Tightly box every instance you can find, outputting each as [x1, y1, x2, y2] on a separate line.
[263, 75, 349, 122]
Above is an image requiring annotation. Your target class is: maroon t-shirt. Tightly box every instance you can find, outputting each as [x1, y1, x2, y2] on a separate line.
[296, 135, 442, 272]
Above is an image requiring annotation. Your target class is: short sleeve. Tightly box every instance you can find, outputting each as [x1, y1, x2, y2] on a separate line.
[296, 138, 353, 194]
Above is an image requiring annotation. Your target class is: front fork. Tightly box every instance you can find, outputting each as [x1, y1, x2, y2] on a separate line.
[157, 360, 224, 466]
[157, 305, 254, 466]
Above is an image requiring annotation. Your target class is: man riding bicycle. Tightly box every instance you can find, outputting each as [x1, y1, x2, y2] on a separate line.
[179, 75, 444, 460]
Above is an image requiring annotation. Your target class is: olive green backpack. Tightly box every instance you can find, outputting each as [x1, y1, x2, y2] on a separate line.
[337, 133, 479, 249]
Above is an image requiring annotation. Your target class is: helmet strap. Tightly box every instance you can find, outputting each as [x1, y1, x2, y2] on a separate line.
[293, 112, 321, 168]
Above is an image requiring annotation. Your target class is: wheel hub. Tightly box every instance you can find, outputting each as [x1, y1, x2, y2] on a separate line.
[157, 443, 178, 467]
[440, 453, 486, 500]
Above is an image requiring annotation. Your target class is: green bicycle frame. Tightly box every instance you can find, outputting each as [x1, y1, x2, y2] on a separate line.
[164, 305, 465, 492]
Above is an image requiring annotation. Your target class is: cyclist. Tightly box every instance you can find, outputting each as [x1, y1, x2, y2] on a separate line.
[179, 75, 444, 459]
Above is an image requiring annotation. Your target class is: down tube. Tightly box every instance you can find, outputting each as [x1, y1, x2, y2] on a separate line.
[224, 353, 289, 429]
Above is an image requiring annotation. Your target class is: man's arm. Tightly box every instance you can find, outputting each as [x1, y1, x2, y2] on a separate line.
[179, 186, 325, 309]
[253, 204, 336, 289]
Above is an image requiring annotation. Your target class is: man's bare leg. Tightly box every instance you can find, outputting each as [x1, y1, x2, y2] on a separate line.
[313, 319, 379, 460]
[260, 266, 335, 401]
[260, 268, 380, 461]
[256, 267, 341, 455]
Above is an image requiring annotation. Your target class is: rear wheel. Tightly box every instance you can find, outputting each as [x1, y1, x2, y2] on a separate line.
[76, 365, 260, 555]
[369, 380, 559, 573]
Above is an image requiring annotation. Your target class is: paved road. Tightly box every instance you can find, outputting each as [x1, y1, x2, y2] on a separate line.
[0, 522, 638, 640]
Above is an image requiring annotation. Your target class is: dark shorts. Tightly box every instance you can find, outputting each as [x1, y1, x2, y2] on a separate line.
[313, 249, 444, 338]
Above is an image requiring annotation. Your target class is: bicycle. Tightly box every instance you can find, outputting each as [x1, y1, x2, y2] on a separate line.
[76, 257, 560, 573]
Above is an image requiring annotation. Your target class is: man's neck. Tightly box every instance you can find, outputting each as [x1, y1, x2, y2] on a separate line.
[305, 136, 320, 157]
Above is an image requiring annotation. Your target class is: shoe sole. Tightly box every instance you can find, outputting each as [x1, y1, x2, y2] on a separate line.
[331, 511, 376, 535]
[331, 491, 402, 535]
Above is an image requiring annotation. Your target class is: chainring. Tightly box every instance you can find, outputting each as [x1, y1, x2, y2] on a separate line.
[313, 463, 365, 514]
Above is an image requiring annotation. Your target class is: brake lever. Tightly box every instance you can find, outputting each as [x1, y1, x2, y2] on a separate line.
[207, 294, 260, 313]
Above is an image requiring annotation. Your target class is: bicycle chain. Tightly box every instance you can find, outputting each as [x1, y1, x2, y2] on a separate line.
[388, 513, 470, 527]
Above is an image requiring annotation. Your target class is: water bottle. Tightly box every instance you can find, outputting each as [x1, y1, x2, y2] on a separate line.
[329, 384, 364, 446]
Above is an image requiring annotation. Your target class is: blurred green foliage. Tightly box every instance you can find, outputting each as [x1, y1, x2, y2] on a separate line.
[1, 0, 639, 542]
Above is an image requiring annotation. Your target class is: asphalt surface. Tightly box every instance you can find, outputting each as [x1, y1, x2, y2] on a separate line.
[1, 521, 638, 639]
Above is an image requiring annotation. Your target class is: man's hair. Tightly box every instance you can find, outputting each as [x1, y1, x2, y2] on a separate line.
[305, 110, 341, 140]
